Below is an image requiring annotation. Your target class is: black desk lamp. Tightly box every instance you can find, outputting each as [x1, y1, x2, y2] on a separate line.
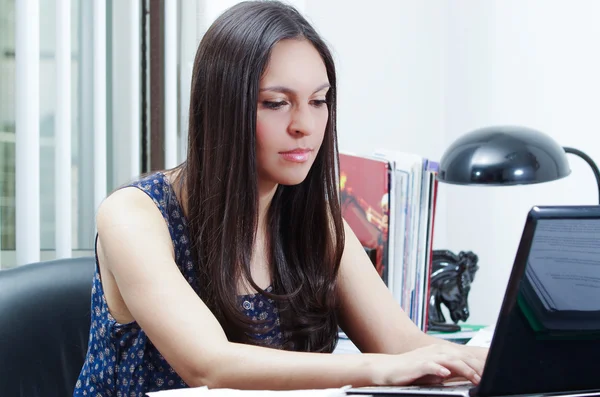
[428, 126, 600, 333]
[437, 126, 600, 203]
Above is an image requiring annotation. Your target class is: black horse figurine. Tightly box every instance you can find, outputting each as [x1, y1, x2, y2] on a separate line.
[428, 250, 479, 332]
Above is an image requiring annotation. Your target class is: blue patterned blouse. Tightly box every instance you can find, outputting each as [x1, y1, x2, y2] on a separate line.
[74, 172, 285, 397]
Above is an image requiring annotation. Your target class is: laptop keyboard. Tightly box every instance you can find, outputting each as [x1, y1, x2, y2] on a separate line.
[347, 381, 473, 396]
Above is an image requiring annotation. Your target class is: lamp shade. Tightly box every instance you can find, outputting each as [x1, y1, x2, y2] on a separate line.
[438, 126, 571, 186]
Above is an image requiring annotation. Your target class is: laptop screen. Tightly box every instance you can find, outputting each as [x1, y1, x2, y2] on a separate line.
[477, 206, 600, 397]
[521, 218, 600, 335]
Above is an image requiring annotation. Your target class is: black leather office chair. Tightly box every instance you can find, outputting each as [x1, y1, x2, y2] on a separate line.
[0, 256, 95, 397]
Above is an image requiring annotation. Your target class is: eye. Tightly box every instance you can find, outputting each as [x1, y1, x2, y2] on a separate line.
[311, 99, 328, 108]
[262, 100, 288, 110]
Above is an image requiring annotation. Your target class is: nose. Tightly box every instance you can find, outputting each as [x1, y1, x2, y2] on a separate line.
[287, 103, 314, 137]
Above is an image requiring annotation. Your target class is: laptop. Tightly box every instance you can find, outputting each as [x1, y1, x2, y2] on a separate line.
[347, 205, 600, 397]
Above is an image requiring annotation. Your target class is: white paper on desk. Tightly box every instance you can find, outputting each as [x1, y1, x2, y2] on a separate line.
[466, 324, 495, 348]
[146, 386, 349, 396]
[147, 387, 209, 396]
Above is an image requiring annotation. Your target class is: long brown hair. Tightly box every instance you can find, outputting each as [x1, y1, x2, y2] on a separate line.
[180, 0, 344, 353]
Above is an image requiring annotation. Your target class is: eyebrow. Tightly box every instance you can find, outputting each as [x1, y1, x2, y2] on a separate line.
[259, 83, 330, 95]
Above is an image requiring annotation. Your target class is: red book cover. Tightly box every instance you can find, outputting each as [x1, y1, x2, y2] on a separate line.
[339, 153, 391, 284]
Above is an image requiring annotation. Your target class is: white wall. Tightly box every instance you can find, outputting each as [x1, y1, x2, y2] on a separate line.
[444, 0, 600, 325]
[305, 1, 447, 162]
[307, 0, 600, 326]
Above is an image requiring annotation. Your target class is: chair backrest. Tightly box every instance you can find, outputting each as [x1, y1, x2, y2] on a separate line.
[0, 257, 95, 397]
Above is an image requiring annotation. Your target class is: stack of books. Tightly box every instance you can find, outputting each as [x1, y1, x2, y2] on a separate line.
[339, 151, 439, 331]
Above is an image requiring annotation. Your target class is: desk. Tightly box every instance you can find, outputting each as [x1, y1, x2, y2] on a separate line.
[334, 325, 492, 354]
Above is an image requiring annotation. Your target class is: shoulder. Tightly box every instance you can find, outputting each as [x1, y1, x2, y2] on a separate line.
[98, 171, 174, 222]
[96, 180, 177, 275]
[96, 174, 174, 243]
[98, 185, 159, 223]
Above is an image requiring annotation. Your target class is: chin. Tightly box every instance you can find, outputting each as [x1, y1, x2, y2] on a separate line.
[274, 170, 311, 186]
[277, 175, 309, 186]
[259, 161, 316, 187]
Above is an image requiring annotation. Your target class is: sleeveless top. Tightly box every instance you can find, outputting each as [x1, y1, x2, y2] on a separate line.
[74, 172, 285, 397]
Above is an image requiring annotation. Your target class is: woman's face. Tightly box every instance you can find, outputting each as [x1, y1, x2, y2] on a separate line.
[256, 39, 330, 189]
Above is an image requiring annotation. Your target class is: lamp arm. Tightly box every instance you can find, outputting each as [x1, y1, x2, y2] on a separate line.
[563, 146, 600, 205]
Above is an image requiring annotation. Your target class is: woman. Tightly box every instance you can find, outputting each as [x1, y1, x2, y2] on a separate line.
[74, 1, 487, 395]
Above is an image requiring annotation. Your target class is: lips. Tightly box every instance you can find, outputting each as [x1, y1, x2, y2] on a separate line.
[279, 148, 312, 163]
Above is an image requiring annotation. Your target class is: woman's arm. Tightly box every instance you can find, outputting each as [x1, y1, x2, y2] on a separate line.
[336, 220, 488, 370]
[96, 188, 373, 389]
[96, 189, 482, 390]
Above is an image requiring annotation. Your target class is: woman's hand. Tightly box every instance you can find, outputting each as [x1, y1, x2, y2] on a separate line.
[463, 345, 489, 363]
[369, 343, 485, 386]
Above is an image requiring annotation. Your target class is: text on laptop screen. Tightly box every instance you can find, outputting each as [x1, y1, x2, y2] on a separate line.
[520, 218, 600, 336]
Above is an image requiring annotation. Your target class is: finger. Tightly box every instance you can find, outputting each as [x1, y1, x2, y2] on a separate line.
[439, 345, 485, 378]
[422, 361, 452, 379]
[413, 374, 446, 386]
[443, 376, 469, 383]
[459, 351, 485, 378]
[469, 346, 489, 363]
[436, 357, 481, 385]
